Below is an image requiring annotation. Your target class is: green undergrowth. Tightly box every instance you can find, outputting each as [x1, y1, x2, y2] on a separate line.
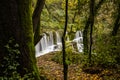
[51, 46, 118, 69]
[0, 38, 41, 80]
[51, 46, 87, 65]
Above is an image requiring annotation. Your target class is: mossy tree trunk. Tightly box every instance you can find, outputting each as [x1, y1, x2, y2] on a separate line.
[17, 0, 40, 79]
[0, 0, 40, 79]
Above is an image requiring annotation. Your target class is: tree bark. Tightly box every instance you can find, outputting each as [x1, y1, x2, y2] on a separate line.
[83, 17, 90, 54]
[17, 0, 40, 79]
[32, 0, 45, 45]
[112, 2, 120, 36]
[0, 0, 40, 79]
[62, 0, 68, 80]
[0, 0, 20, 63]
[111, 1, 120, 64]
[89, 0, 95, 64]
[83, 0, 104, 54]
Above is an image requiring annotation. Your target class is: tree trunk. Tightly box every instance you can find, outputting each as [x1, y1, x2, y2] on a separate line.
[83, 0, 104, 55]
[89, 0, 95, 64]
[0, 0, 40, 79]
[83, 17, 90, 54]
[0, 0, 19, 61]
[32, 0, 45, 45]
[112, 2, 120, 36]
[111, 1, 120, 64]
[62, 0, 68, 80]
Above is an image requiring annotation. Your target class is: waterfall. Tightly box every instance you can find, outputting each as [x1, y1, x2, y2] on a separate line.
[55, 32, 62, 50]
[35, 31, 62, 57]
[56, 32, 61, 44]
[35, 42, 40, 53]
[75, 31, 82, 38]
[35, 31, 83, 57]
[73, 31, 83, 52]
[48, 32, 54, 46]
[40, 33, 48, 51]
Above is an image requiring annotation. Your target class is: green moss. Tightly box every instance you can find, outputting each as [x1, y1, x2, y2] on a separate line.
[17, 0, 40, 79]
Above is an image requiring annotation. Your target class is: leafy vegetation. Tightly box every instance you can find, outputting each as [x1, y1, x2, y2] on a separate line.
[37, 0, 120, 80]
[1, 0, 120, 79]
[0, 39, 37, 80]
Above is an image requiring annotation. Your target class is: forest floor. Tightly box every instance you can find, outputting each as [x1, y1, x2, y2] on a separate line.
[37, 52, 120, 80]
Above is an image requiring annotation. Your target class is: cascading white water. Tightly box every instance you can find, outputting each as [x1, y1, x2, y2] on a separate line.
[56, 32, 61, 44]
[35, 42, 40, 53]
[54, 32, 62, 50]
[73, 31, 83, 52]
[35, 31, 62, 57]
[48, 32, 54, 46]
[40, 33, 48, 51]
[35, 31, 83, 57]
[75, 31, 82, 38]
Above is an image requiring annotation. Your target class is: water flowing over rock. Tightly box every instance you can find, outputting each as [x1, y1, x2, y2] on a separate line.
[56, 31, 61, 44]
[73, 31, 83, 52]
[75, 31, 82, 38]
[35, 31, 83, 57]
[35, 31, 62, 57]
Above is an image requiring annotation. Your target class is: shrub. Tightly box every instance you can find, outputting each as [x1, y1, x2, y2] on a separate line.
[0, 38, 37, 80]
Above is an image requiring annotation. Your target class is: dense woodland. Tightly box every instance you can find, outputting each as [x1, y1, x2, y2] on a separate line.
[0, 0, 120, 80]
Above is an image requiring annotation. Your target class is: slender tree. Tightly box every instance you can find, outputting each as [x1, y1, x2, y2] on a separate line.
[33, 0, 45, 45]
[112, 1, 120, 36]
[62, 0, 68, 80]
[111, 0, 120, 63]
[89, 0, 95, 64]
[83, 0, 105, 54]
